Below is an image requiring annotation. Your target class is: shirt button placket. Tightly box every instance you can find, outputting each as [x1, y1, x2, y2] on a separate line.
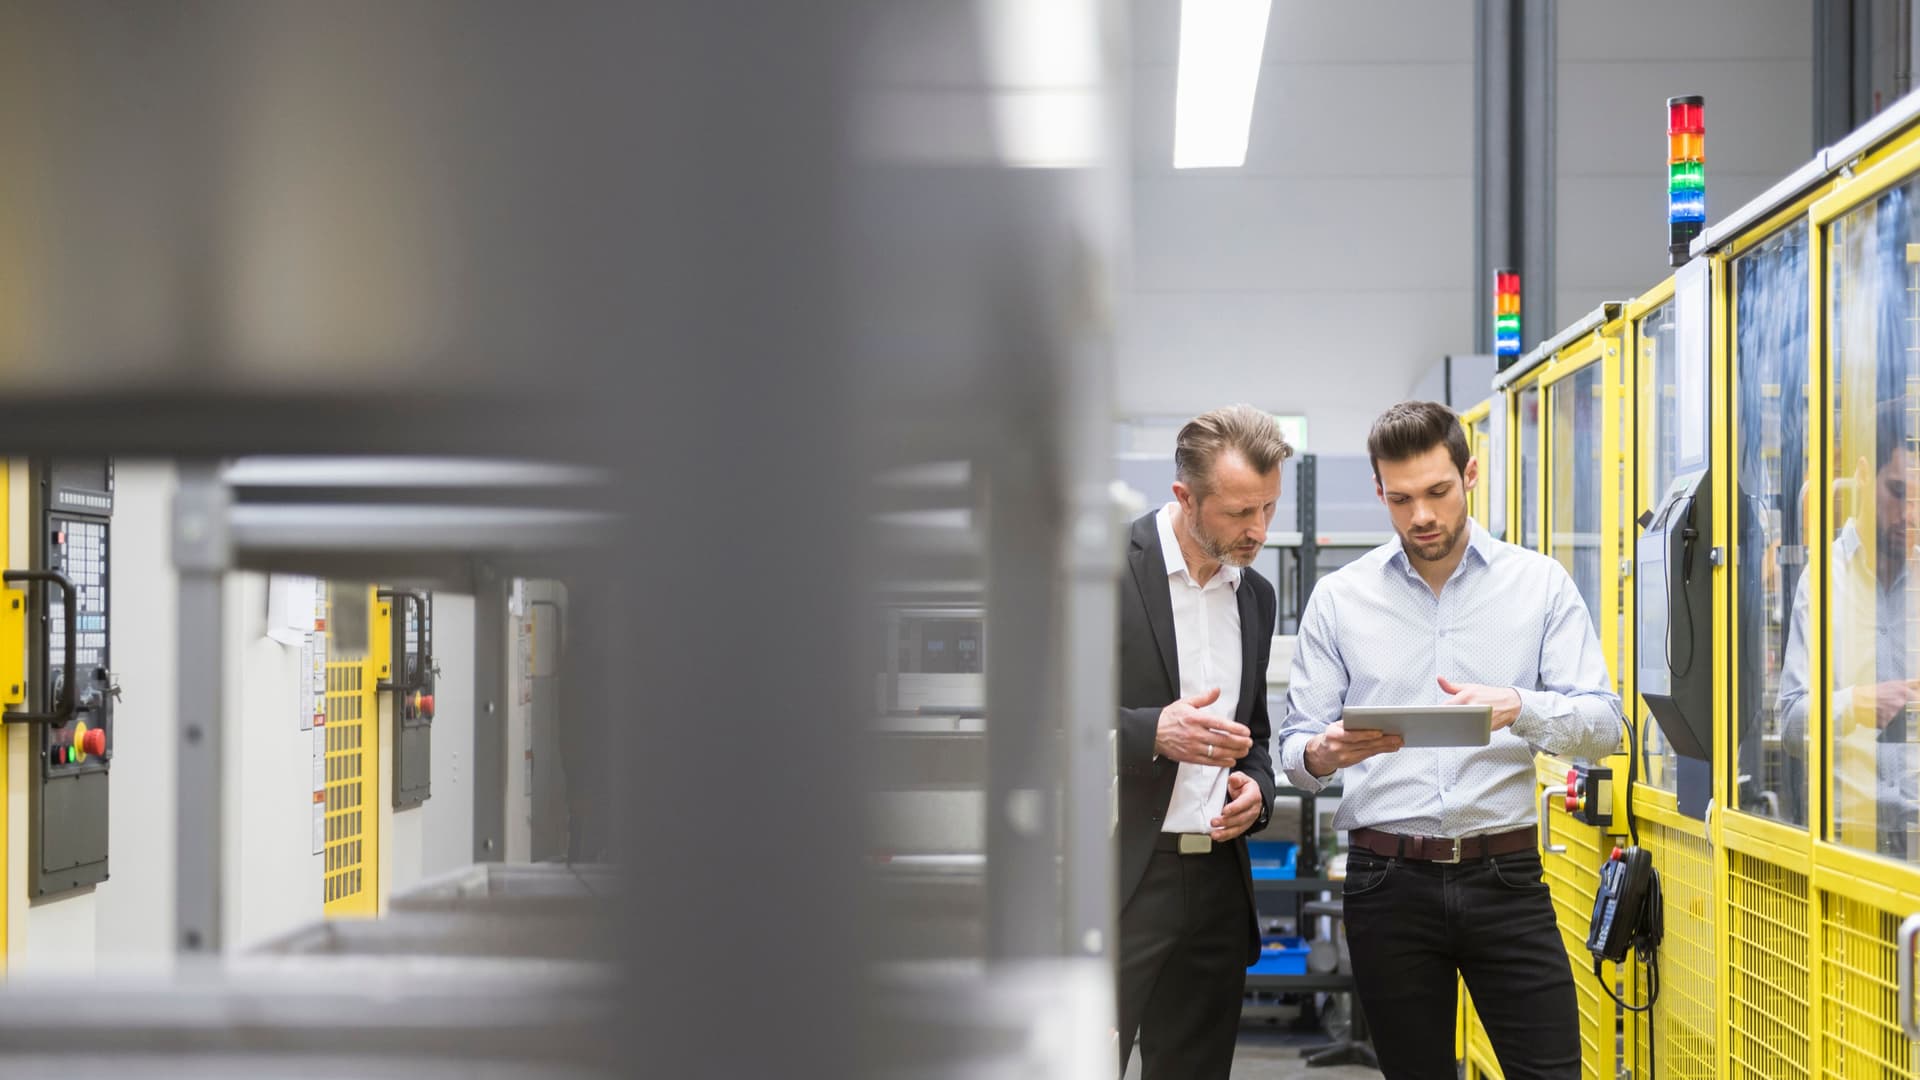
[1436, 592, 1451, 819]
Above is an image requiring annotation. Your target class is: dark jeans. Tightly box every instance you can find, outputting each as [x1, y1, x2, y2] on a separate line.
[1342, 847, 1580, 1080]
[1117, 845, 1250, 1079]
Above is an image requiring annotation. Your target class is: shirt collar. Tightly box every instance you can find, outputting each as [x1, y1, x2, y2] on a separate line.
[1836, 518, 1915, 589]
[1837, 519, 1863, 562]
[1156, 503, 1243, 590]
[1384, 518, 1492, 577]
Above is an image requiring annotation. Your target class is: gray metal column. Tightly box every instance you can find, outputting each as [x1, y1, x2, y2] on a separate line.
[1474, 0, 1555, 354]
[1061, 478, 1118, 962]
[1816, 0, 1861, 148]
[984, 455, 1063, 960]
[173, 461, 229, 954]
[1050, 6, 1126, 971]
[1520, 0, 1555, 346]
[1297, 455, 1319, 610]
[470, 563, 507, 864]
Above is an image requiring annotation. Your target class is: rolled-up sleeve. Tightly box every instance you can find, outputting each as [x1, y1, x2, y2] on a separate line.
[1510, 570, 1626, 761]
[1277, 589, 1347, 791]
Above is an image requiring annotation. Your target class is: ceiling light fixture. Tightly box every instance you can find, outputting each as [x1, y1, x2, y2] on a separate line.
[1173, 0, 1272, 169]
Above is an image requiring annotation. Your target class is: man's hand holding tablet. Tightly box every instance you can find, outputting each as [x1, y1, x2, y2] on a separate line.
[1301, 720, 1404, 778]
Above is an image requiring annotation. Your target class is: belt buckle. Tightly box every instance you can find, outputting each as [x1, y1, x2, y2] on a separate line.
[1178, 834, 1213, 855]
[1435, 838, 1463, 864]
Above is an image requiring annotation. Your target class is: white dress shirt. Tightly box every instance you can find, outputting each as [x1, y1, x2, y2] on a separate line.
[1155, 504, 1242, 833]
[1277, 519, 1624, 837]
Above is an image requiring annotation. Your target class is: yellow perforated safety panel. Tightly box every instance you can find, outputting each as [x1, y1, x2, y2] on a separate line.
[1728, 851, 1812, 1077]
[1539, 796, 1613, 1080]
[322, 586, 382, 917]
[1633, 817, 1715, 1079]
[1820, 892, 1915, 1078]
[1462, 988, 1501, 1079]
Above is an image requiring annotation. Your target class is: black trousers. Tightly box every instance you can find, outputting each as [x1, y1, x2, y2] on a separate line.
[1342, 847, 1580, 1080]
[1117, 844, 1251, 1078]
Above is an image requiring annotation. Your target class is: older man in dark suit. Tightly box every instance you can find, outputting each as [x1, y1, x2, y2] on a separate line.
[1114, 404, 1289, 1077]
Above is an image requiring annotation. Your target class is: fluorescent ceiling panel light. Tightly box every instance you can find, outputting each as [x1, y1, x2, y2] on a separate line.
[1173, 0, 1271, 169]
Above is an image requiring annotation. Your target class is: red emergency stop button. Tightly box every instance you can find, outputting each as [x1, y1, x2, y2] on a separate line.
[81, 728, 105, 757]
[411, 691, 435, 719]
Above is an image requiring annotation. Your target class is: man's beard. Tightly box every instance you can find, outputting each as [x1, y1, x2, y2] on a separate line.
[1189, 518, 1260, 569]
[1881, 530, 1913, 574]
[1402, 518, 1464, 564]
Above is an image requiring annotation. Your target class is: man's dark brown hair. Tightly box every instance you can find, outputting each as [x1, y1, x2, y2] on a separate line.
[1366, 401, 1470, 481]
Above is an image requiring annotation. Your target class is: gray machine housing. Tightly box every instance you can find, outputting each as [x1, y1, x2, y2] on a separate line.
[29, 457, 115, 896]
[1636, 468, 1713, 819]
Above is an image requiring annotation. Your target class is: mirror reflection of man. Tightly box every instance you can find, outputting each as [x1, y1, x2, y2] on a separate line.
[1778, 399, 1920, 857]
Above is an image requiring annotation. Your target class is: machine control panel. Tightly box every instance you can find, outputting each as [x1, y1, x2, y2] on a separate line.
[32, 458, 116, 895]
[382, 589, 436, 809]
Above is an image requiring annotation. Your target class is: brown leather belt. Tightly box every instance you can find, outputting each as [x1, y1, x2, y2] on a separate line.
[1348, 825, 1537, 864]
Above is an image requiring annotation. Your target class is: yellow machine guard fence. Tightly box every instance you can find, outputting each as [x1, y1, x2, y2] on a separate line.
[322, 585, 382, 918]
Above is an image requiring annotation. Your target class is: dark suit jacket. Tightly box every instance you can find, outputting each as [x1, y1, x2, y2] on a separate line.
[1116, 511, 1278, 964]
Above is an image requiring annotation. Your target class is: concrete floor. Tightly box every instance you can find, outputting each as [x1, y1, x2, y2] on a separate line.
[1121, 1003, 1380, 1079]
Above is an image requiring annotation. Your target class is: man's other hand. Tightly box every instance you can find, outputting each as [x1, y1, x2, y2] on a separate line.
[1211, 771, 1263, 842]
[1438, 676, 1523, 731]
[1866, 679, 1920, 729]
[1154, 687, 1253, 765]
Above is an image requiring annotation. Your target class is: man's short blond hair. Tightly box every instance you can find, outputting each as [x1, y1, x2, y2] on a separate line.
[1174, 405, 1294, 497]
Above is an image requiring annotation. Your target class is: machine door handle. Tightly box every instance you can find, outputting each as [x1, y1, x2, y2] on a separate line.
[3, 569, 76, 725]
[1899, 913, 1920, 1041]
[1540, 786, 1568, 854]
[377, 589, 434, 690]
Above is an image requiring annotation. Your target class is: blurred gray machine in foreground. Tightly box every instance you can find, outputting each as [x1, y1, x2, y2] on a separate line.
[0, 2, 1125, 1076]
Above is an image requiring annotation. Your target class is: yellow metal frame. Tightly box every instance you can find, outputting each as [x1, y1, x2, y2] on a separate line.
[1470, 106, 1920, 1080]
[1508, 369, 1549, 556]
[1461, 398, 1498, 535]
[1710, 188, 1840, 1080]
[0, 462, 11, 966]
[1539, 325, 1630, 698]
[322, 585, 384, 918]
[1626, 275, 1678, 798]
[1803, 130, 1920, 1080]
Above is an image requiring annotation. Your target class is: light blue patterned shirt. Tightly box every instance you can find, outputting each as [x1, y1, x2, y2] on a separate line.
[1277, 519, 1625, 837]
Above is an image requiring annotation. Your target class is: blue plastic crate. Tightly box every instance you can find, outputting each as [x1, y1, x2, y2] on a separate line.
[1246, 839, 1297, 881]
[1247, 935, 1309, 975]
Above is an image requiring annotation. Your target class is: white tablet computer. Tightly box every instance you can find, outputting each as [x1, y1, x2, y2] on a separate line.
[1340, 705, 1491, 748]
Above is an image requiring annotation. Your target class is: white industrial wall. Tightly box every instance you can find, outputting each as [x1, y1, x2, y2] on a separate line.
[1555, 0, 1812, 320]
[93, 461, 178, 971]
[221, 570, 325, 949]
[1122, 0, 1477, 454]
